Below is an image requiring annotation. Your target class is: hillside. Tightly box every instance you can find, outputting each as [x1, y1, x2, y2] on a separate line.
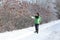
[0, 0, 58, 32]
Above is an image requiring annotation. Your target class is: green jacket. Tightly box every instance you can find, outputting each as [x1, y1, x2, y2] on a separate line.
[34, 16, 42, 24]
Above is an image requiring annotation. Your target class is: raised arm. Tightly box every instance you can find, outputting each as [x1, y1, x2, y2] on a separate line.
[30, 16, 35, 19]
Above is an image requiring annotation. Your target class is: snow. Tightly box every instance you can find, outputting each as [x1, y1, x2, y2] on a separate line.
[0, 20, 60, 40]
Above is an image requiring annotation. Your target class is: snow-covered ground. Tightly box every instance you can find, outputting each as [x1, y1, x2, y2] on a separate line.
[0, 20, 60, 40]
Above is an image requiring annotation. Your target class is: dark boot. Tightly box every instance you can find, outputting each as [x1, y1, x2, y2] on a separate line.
[36, 29, 38, 34]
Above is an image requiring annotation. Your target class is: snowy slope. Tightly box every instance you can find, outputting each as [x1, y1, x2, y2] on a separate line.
[0, 20, 60, 40]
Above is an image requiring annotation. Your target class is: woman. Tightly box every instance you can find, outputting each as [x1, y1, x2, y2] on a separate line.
[31, 13, 42, 34]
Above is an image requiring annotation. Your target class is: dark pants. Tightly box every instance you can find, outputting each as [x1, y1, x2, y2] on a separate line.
[35, 24, 39, 33]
